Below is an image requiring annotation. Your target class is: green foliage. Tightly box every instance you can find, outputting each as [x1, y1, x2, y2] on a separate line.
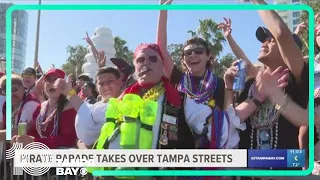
[299, 0, 320, 55]
[188, 18, 226, 57]
[114, 36, 134, 65]
[167, 43, 184, 69]
[61, 45, 87, 76]
[213, 53, 235, 77]
[62, 36, 134, 76]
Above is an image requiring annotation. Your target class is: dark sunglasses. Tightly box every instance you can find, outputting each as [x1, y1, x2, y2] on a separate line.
[183, 48, 205, 56]
[135, 55, 158, 63]
[22, 74, 36, 79]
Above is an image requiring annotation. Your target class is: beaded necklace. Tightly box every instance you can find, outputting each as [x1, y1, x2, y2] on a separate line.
[142, 82, 165, 101]
[249, 84, 280, 149]
[36, 102, 60, 138]
[178, 69, 217, 105]
[178, 69, 224, 150]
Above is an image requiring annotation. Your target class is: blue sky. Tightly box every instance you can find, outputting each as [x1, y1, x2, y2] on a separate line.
[10, 0, 277, 71]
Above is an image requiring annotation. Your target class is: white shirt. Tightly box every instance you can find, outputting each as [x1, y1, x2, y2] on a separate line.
[0, 96, 38, 128]
[75, 101, 107, 145]
[75, 94, 245, 149]
[19, 101, 39, 124]
[184, 97, 245, 149]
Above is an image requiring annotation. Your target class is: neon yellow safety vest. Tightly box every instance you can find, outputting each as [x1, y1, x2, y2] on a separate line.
[86, 94, 159, 179]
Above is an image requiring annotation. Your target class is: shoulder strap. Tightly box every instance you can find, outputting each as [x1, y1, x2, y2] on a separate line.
[2, 101, 6, 128]
[214, 77, 225, 110]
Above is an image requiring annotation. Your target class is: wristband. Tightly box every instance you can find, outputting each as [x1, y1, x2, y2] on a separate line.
[275, 94, 289, 112]
[251, 97, 262, 107]
[67, 89, 76, 100]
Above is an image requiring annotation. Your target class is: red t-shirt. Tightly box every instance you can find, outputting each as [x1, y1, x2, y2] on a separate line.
[27, 106, 77, 149]
[2, 93, 40, 129]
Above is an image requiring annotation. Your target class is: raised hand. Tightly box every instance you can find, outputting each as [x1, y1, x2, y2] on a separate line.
[97, 50, 106, 68]
[84, 31, 94, 46]
[255, 66, 289, 98]
[218, 17, 232, 38]
[294, 22, 308, 35]
[54, 74, 73, 96]
[160, 0, 173, 5]
[223, 60, 238, 89]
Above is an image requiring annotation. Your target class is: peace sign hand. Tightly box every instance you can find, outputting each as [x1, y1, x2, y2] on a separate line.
[218, 17, 232, 38]
[83, 31, 94, 46]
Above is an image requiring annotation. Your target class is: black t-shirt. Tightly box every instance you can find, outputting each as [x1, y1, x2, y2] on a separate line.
[170, 65, 225, 110]
[237, 63, 309, 150]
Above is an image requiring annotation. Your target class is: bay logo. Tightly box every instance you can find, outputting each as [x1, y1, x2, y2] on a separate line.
[56, 167, 87, 176]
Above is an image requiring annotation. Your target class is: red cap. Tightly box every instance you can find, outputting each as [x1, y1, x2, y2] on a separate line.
[134, 43, 163, 60]
[45, 68, 66, 79]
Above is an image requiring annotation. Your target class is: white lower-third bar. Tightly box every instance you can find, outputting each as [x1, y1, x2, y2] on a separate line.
[14, 149, 247, 168]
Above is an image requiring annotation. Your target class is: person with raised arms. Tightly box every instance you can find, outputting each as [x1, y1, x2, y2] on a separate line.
[223, 1, 308, 178]
[156, 0, 247, 156]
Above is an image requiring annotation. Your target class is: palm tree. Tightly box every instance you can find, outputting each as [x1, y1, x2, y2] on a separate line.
[196, 19, 225, 57]
[114, 36, 134, 65]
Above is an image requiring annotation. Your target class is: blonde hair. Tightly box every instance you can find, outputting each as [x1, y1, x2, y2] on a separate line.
[0, 74, 23, 90]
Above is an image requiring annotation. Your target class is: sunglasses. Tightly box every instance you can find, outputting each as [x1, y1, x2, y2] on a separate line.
[135, 55, 158, 64]
[2, 85, 21, 94]
[22, 74, 36, 79]
[183, 48, 205, 56]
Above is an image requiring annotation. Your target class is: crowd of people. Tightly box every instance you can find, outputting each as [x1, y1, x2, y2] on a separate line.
[0, 0, 319, 179]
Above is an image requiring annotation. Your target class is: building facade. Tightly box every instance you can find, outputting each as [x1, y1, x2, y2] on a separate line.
[274, 0, 307, 32]
[0, 3, 28, 74]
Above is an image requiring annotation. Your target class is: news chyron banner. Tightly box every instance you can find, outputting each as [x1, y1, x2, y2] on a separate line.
[10, 142, 248, 176]
[247, 149, 306, 168]
[9, 142, 305, 176]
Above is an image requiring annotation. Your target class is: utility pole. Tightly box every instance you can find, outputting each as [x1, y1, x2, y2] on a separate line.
[33, 0, 42, 69]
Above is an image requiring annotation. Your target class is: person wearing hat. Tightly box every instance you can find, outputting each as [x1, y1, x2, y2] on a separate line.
[12, 68, 77, 149]
[110, 57, 136, 90]
[22, 67, 37, 94]
[77, 73, 92, 100]
[224, 0, 308, 176]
